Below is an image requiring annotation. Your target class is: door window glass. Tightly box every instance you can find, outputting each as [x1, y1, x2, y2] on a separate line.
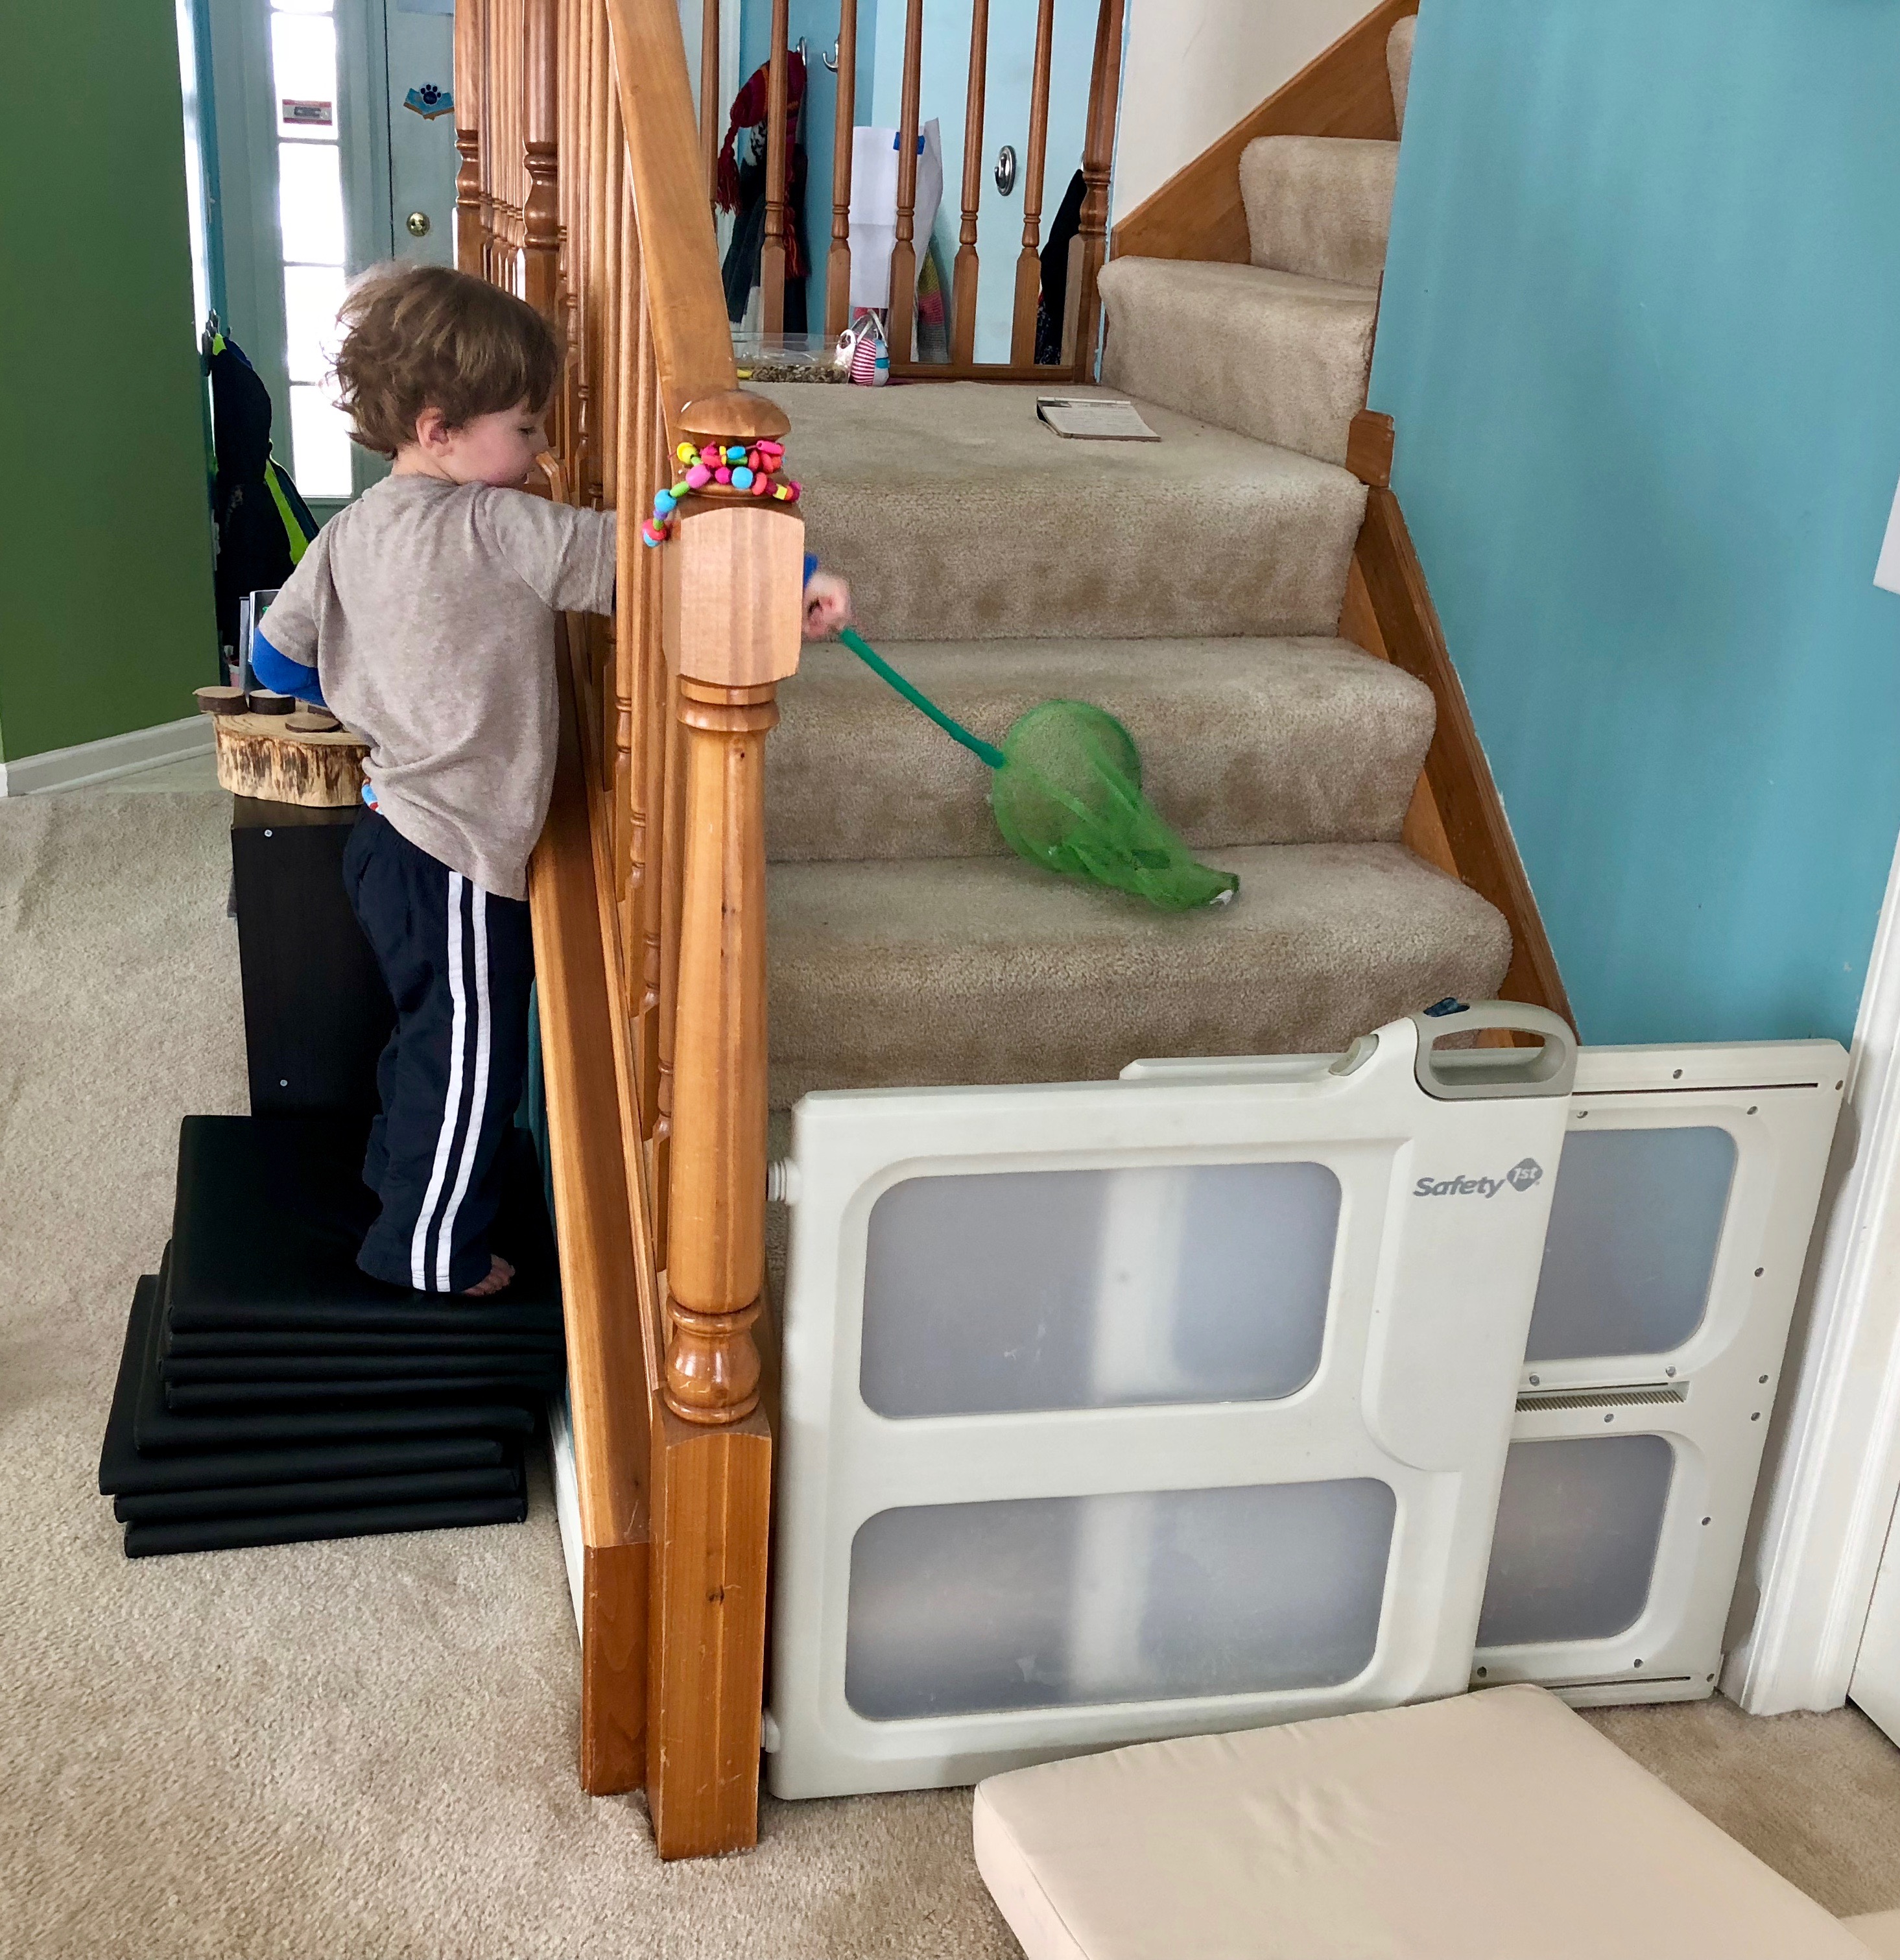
[269, 0, 351, 496]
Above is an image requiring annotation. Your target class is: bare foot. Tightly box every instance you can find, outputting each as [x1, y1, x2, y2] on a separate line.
[464, 1253, 516, 1298]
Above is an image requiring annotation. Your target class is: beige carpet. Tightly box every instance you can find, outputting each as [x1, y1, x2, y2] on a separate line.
[4, 785, 1899, 1955]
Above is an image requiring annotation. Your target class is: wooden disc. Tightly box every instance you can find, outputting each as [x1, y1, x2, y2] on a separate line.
[194, 685, 248, 716]
[286, 710, 342, 734]
[246, 690, 296, 715]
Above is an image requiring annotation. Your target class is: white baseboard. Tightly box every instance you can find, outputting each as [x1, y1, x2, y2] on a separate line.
[0, 715, 213, 796]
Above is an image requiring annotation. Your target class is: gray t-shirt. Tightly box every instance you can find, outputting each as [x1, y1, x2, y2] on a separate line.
[260, 473, 616, 899]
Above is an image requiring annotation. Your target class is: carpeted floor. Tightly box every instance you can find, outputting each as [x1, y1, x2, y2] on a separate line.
[5, 785, 1900, 1957]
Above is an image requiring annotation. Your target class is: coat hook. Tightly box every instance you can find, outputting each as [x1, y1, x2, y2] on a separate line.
[822, 36, 840, 71]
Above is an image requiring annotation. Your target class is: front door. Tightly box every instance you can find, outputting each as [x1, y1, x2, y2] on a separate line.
[384, 1, 458, 269]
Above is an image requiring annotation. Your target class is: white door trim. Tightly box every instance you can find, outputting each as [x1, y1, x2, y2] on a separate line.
[0, 718, 215, 798]
[1724, 831, 1900, 1714]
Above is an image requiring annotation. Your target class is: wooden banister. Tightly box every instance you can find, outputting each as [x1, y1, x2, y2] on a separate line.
[825, 0, 859, 339]
[1064, 0, 1126, 370]
[886, 0, 925, 366]
[760, 0, 790, 335]
[602, 0, 738, 427]
[522, 0, 560, 314]
[698, 0, 721, 204]
[949, 0, 990, 366]
[1010, 0, 1057, 366]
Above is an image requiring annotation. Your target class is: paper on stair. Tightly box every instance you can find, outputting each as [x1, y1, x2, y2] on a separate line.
[1036, 398, 1159, 442]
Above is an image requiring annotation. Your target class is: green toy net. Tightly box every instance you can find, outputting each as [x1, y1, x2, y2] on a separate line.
[839, 629, 1239, 913]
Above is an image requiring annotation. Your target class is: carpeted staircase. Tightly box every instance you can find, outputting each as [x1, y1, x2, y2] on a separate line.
[759, 15, 1501, 1106]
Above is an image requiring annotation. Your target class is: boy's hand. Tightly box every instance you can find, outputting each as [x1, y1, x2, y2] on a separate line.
[803, 571, 853, 640]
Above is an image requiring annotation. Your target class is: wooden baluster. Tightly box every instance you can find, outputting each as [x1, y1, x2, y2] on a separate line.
[886, 0, 924, 365]
[652, 661, 685, 1261]
[601, 76, 624, 511]
[623, 274, 663, 1112]
[1063, 0, 1126, 378]
[1010, 0, 1055, 365]
[571, 0, 597, 505]
[759, 0, 789, 336]
[453, 0, 484, 274]
[824, 0, 857, 338]
[699, 0, 721, 205]
[653, 414, 801, 1859]
[479, 0, 496, 280]
[523, 0, 560, 316]
[949, 0, 990, 366]
[586, 0, 612, 507]
[556, 0, 580, 466]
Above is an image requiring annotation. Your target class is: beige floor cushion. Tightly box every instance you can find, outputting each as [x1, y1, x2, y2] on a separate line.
[1848, 1910, 1900, 1957]
[972, 1684, 1874, 1960]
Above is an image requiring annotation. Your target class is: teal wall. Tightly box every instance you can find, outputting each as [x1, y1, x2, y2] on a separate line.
[1371, 1, 1900, 1047]
[0, 0, 219, 764]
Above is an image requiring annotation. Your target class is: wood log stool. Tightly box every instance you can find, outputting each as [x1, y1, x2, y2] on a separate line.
[196, 697, 370, 808]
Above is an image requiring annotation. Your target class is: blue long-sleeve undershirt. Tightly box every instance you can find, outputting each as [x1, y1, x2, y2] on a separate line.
[250, 630, 327, 708]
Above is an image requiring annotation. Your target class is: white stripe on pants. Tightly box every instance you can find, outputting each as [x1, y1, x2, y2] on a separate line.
[433, 885, 492, 1291]
[410, 872, 469, 1290]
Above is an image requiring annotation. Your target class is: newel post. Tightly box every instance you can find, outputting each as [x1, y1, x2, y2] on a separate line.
[650, 391, 798, 1859]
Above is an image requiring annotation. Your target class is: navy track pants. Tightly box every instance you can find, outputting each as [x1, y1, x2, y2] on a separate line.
[342, 811, 534, 1293]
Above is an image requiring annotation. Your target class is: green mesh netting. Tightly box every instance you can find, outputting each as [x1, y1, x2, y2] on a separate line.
[839, 630, 1239, 913]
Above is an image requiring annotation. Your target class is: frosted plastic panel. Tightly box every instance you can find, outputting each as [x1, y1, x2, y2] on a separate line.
[1525, 1128, 1735, 1362]
[846, 1479, 1394, 1718]
[860, 1162, 1340, 1418]
[278, 142, 346, 265]
[1477, 1437, 1674, 1647]
[272, 12, 338, 141]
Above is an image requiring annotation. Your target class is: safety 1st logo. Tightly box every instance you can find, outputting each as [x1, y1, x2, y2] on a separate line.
[1414, 1157, 1545, 1199]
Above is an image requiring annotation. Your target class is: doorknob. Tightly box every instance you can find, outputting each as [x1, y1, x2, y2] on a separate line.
[406, 211, 431, 238]
[994, 145, 1017, 197]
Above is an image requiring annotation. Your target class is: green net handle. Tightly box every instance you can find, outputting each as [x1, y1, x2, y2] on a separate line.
[838, 628, 1006, 770]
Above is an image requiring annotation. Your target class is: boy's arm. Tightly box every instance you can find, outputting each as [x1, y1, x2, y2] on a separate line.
[478, 492, 617, 615]
[250, 633, 326, 706]
[248, 545, 327, 704]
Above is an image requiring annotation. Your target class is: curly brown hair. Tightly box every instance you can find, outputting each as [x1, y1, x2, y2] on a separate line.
[333, 263, 564, 457]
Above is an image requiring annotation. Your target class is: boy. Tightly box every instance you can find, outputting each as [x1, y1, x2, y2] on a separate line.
[254, 264, 846, 1296]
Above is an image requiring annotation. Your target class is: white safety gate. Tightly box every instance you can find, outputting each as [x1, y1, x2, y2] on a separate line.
[1473, 1040, 1845, 1702]
[768, 1003, 1577, 1799]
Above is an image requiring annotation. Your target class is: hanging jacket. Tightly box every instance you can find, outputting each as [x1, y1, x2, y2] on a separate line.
[1036, 169, 1088, 367]
[715, 49, 808, 230]
[206, 332, 319, 651]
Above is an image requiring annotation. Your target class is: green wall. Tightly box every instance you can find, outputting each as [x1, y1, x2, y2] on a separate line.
[0, 0, 218, 765]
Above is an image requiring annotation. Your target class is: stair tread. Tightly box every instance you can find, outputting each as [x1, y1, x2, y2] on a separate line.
[1241, 135, 1399, 290]
[1100, 258, 1377, 464]
[769, 843, 1512, 1101]
[753, 380, 1367, 642]
[772, 635, 1434, 860]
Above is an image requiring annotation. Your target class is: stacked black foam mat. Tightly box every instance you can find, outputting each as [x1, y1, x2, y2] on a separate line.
[101, 1113, 564, 1557]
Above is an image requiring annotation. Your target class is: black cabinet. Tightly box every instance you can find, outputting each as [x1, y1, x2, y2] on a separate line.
[232, 798, 394, 1118]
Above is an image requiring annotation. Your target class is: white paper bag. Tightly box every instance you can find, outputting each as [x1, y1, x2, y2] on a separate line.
[849, 120, 943, 315]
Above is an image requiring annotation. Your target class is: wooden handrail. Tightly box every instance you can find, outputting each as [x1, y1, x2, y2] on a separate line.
[462, 0, 804, 1862]
[602, 0, 738, 427]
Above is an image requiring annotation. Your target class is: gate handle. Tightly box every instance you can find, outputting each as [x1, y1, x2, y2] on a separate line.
[1407, 999, 1578, 1101]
